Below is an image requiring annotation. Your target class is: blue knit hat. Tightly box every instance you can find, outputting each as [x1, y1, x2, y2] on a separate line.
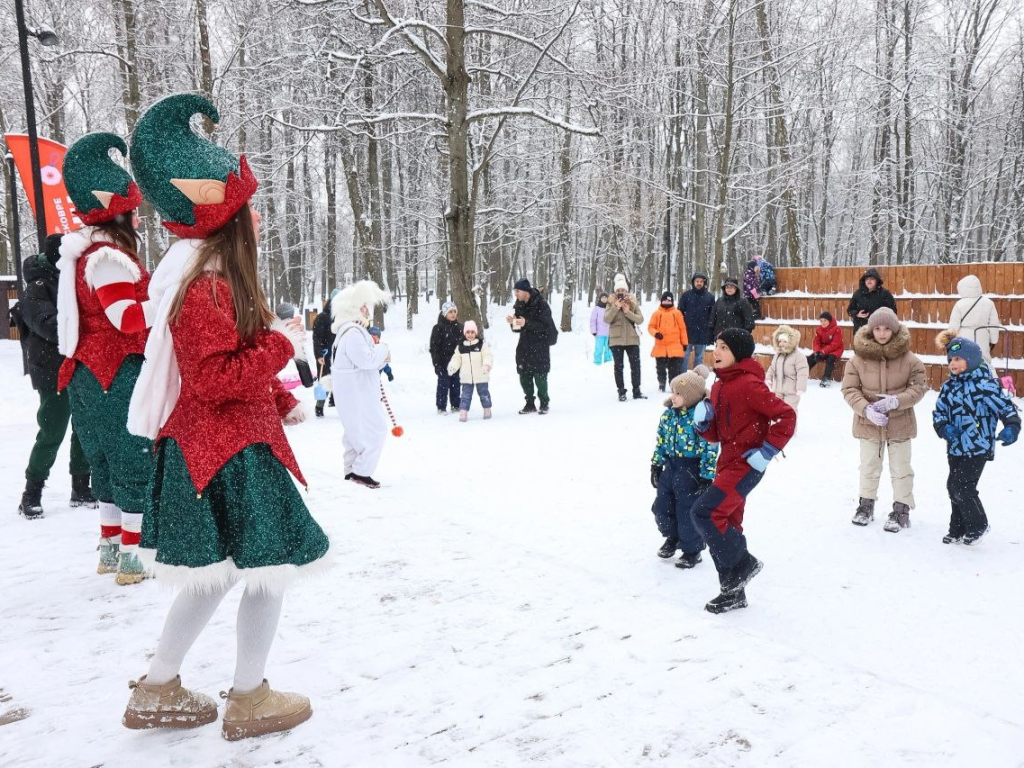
[946, 337, 983, 371]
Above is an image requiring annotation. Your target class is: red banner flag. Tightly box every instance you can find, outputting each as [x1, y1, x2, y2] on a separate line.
[4, 134, 83, 235]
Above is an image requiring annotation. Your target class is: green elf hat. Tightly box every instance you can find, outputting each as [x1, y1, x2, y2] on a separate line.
[129, 93, 257, 239]
[63, 133, 142, 225]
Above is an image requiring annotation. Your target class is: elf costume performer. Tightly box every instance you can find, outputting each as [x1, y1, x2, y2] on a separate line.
[57, 133, 154, 585]
[122, 94, 329, 740]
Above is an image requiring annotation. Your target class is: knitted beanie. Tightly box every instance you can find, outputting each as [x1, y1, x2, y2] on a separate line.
[514, 278, 531, 291]
[441, 301, 457, 316]
[717, 328, 755, 362]
[661, 291, 674, 303]
[867, 307, 900, 334]
[819, 311, 833, 322]
[945, 336, 983, 371]
[462, 320, 478, 335]
[613, 273, 628, 292]
[670, 365, 710, 409]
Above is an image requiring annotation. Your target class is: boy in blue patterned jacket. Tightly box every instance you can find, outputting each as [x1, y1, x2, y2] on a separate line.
[650, 364, 719, 567]
[933, 334, 1020, 545]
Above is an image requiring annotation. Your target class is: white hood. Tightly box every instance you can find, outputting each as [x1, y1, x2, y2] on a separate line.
[957, 275, 982, 299]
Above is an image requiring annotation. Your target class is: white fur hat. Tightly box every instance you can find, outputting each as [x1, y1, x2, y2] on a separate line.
[613, 273, 628, 292]
[331, 280, 390, 331]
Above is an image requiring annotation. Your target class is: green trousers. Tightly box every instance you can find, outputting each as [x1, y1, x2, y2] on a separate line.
[519, 372, 550, 407]
[25, 385, 90, 483]
[67, 356, 153, 512]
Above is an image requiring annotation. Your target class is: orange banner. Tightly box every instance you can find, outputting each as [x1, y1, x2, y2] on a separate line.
[4, 134, 82, 235]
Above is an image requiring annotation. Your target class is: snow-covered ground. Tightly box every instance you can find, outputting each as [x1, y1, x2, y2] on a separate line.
[1, 298, 1023, 767]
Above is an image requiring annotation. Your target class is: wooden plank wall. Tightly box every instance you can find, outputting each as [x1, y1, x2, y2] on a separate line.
[776, 263, 1024, 296]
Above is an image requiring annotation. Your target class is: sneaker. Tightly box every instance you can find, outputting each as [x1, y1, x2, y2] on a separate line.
[123, 675, 219, 730]
[18, 479, 45, 520]
[851, 497, 874, 526]
[538, 404, 549, 415]
[675, 552, 703, 569]
[705, 589, 748, 614]
[349, 474, 381, 489]
[518, 404, 537, 415]
[70, 475, 99, 509]
[458, 410, 468, 422]
[720, 553, 763, 594]
[657, 537, 679, 559]
[220, 680, 311, 741]
[482, 408, 492, 420]
[883, 502, 910, 533]
[962, 526, 990, 546]
[618, 392, 627, 402]
[116, 550, 146, 586]
[97, 536, 120, 575]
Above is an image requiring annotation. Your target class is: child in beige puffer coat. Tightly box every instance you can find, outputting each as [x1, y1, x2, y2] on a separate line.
[447, 321, 494, 421]
[766, 325, 809, 409]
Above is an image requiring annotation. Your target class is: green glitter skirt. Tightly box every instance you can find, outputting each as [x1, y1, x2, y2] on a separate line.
[139, 439, 330, 593]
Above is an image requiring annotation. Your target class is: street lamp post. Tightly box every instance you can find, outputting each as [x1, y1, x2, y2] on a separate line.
[14, 0, 59, 254]
[5, 153, 25, 303]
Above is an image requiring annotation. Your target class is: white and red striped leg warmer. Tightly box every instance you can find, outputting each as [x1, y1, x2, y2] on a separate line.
[99, 501, 122, 540]
[120, 511, 143, 554]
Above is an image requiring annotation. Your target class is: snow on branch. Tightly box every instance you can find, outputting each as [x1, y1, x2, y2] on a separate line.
[466, 107, 599, 136]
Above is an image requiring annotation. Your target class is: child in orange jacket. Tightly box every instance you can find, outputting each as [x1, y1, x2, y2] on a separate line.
[648, 291, 688, 392]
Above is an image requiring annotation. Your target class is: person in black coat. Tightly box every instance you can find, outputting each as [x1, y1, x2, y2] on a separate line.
[847, 268, 898, 333]
[678, 272, 716, 371]
[312, 289, 339, 417]
[507, 278, 556, 414]
[13, 235, 94, 518]
[711, 278, 756, 337]
[430, 301, 463, 413]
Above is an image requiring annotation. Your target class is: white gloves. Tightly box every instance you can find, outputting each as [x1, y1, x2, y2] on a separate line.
[864, 406, 888, 427]
[872, 394, 899, 413]
[283, 403, 307, 426]
[271, 317, 308, 362]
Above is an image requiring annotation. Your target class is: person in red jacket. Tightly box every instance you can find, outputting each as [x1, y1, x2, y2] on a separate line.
[648, 291, 688, 391]
[692, 328, 796, 614]
[807, 311, 844, 387]
[123, 94, 328, 740]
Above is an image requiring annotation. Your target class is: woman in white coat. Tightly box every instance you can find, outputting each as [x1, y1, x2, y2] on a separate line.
[331, 280, 391, 489]
[947, 275, 1002, 365]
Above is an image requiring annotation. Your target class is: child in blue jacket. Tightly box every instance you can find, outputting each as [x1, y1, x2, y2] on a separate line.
[368, 326, 394, 381]
[650, 364, 719, 568]
[933, 334, 1020, 545]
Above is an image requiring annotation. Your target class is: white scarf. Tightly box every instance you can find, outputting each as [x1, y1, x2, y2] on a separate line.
[126, 238, 203, 439]
[56, 227, 111, 357]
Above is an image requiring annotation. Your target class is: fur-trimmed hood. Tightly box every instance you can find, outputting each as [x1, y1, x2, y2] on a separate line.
[331, 280, 389, 331]
[935, 328, 957, 352]
[853, 323, 910, 361]
[771, 325, 801, 355]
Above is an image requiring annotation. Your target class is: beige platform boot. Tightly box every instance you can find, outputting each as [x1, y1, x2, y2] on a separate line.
[122, 675, 219, 730]
[220, 680, 311, 741]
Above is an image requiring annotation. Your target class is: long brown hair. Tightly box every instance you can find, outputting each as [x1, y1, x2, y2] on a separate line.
[168, 204, 272, 341]
[93, 213, 139, 257]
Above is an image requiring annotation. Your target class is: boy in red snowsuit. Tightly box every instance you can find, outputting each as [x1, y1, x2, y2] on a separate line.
[692, 328, 796, 613]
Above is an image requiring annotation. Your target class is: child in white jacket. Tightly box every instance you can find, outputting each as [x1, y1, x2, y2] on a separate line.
[447, 321, 494, 421]
[766, 324, 808, 410]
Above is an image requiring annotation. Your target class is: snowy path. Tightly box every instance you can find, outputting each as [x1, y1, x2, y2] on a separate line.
[1, 303, 1022, 766]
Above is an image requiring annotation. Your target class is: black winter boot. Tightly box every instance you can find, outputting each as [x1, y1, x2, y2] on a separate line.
[705, 589, 747, 614]
[883, 502, 910, 533]
[851, 498, 875, 526]
[633, 390, 647, 400]
[19, 479, 45, 520]
[70, 475, 99, 509]
[720, 553, 763, 594]
[315, 402, 324, 418]
[962, 526, 990, 546]
[618, 391, 627, 402]
[675, 552, 703, 569]
[657, 537, 679, 559]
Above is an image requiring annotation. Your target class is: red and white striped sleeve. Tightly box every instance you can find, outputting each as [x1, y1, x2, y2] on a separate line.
[84, 247, 154, 333]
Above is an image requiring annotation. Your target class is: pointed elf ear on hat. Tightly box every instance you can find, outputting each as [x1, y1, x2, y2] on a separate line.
[63, 133, 142, 225]
[130, 93, 257, 239]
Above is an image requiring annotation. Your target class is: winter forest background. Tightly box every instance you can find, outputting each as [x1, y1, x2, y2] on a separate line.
[2, 0, 1024, 330]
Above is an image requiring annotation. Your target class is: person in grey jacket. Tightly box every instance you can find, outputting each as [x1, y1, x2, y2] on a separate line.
[604, 273, 646, 401]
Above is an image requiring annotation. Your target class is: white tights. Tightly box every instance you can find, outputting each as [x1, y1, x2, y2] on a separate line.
[146, 584, 284, 693]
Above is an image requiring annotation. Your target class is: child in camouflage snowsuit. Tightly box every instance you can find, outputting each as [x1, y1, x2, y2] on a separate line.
[650, 364, 719, 568]
[933, 334, 1020, 545]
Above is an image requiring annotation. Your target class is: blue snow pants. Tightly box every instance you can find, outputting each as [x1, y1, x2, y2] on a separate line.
[652, 456, 707, 555]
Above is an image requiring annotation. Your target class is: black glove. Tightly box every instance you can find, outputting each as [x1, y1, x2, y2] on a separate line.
[386, 371, 395, 382]
[654, 332, 664, 340]
[650, 465, 662, 489]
